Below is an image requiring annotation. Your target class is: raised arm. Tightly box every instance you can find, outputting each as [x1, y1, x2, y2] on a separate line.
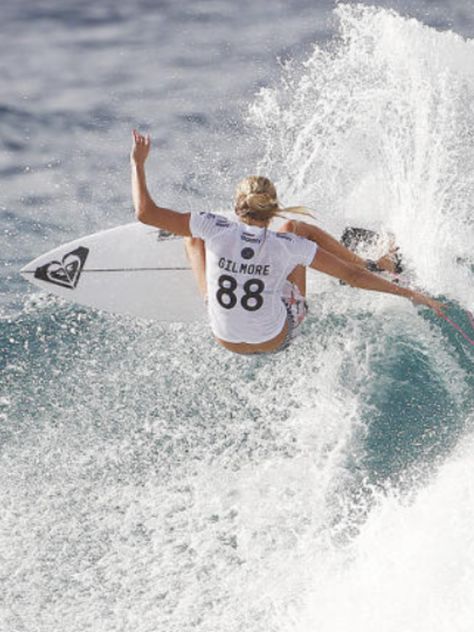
[310, 247, 445, 316]
[131, 130, 192, 236]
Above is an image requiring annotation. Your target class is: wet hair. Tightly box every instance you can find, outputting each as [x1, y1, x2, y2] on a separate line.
[234, 175, 313, 224]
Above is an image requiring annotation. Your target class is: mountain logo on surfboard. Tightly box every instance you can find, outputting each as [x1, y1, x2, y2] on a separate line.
[34, 246, 89, 289]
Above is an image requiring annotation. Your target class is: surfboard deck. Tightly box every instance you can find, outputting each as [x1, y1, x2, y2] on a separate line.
[20, 222, 407, 323]
[20, 223, 206, 322]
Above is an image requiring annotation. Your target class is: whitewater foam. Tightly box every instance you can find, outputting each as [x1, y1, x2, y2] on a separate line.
[250, 3, 474, 307]
[1, 4, 473, 632]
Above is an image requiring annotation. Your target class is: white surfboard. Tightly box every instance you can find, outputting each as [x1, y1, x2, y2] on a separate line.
[20, 223, 206, 322]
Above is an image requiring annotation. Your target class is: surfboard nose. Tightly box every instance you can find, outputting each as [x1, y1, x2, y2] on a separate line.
[19, 262, 34, 277]
[17, 223, 205, 321]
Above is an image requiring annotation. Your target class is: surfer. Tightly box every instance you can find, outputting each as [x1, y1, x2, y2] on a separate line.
[131, 130, 445, 354]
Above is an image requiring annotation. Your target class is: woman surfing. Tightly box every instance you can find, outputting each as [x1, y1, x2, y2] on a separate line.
[131, 130, 445, 354]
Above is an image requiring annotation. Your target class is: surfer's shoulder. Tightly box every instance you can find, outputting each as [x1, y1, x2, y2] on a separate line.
[190, 211, 235, 240]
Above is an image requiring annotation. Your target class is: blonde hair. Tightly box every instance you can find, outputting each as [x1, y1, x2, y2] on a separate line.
[234, 176, 314, 224]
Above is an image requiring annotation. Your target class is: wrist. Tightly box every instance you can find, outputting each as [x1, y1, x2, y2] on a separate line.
[131, 159, 146, 170]
[398, 286, 414, 300]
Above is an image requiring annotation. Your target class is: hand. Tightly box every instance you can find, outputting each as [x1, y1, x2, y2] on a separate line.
[409, 290, 447, 317]
[376, 253, 397, 274]
[131, 129, 151, 165]
[376, 242, 401, 274]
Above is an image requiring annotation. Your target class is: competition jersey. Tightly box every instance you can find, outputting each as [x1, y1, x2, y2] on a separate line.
[190, 212, 318, 344]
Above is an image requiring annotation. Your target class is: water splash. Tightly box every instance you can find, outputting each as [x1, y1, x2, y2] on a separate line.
[250, 3, 474, 307]
[2, 5, 473, 632]
[296, 432, 474, 632]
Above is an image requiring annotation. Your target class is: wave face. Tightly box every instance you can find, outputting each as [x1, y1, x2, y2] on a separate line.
[1, 3, 473, 632]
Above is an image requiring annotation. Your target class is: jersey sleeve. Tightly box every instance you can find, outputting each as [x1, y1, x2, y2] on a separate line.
[292, 235, 318, 266]
[189, 212, 232, 241]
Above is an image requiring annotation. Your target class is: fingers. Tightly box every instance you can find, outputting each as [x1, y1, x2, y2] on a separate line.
[435, 302, 448, 318]
[132, 129, 151, 146]
[130, 129, 152, 166]
[426, 299, 447, 318]
[411, 292, 447, 318]
[426, 297, 446, 317]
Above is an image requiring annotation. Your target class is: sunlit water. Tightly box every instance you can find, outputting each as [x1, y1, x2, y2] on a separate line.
[1, 2, 473, 631]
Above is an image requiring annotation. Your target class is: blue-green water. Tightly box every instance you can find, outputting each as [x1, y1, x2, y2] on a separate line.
[1, 2, 473, 631]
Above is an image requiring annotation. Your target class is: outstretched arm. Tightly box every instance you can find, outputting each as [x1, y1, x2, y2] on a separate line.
[131, 130, 191, 236]
[290, 220, 398, 274]
[310, 248, 445, 316]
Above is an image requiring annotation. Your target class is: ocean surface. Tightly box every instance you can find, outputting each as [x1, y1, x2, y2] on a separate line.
[1, 1, 474, 631]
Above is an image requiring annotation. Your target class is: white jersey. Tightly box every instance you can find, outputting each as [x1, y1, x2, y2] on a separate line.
[190, 212, 318, 344]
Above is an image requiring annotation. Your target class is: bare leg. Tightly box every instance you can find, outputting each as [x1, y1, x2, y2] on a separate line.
[287, 264, 306, 297]
[184, 237, 207, 298]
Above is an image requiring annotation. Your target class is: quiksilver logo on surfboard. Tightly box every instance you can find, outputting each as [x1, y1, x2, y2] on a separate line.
[34, 246, 89, 289]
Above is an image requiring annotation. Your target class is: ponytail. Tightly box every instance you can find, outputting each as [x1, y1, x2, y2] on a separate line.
[235, 176, 315, 224]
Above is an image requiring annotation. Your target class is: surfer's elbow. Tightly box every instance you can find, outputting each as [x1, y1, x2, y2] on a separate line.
[135, 207, 146, 223]
[135, 203, 155, 225]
